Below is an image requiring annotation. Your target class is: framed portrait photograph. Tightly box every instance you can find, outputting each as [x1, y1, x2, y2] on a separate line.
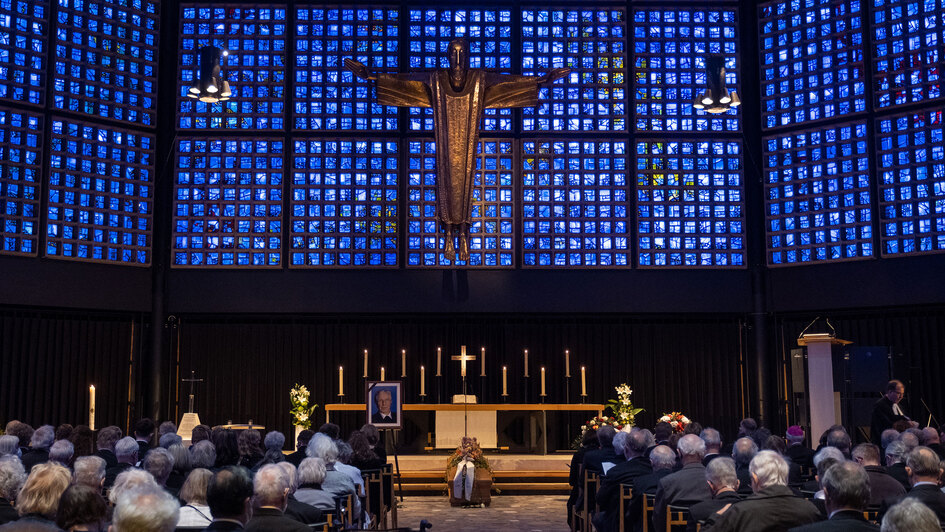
[366, 381, 402, 429]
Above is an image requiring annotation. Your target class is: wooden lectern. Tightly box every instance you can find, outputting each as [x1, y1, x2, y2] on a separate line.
[798, 332, 851, 443]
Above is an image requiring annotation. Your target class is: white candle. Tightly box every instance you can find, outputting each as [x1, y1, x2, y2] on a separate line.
[565, 349, 571, 378]
[401, 349, 406, 377]
[581, 366, 587, 396]
[339, 366, 344, 395]
[89, 385, 96, 430]
[502, 366, 508, 396]
[420, 365, 426, 396]
[524, 349, 529, 377]
[436, 347, 442, 376]
[363, 349, 368, 378]
[480, 347, 486, 377]
[541, 367, 546, 396]
[380, 366, 385, 381]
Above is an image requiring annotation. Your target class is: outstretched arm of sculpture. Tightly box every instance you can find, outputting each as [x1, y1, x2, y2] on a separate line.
[343, 59, 433, 108]
[483, 68, 571, 109]
[535, 68, 571, 84]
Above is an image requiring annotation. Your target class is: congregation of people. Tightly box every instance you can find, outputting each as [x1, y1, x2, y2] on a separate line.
[570, 388, 945, 531]
[0, 418, 389, 531]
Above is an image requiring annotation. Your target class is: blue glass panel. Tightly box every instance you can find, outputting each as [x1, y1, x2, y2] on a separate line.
[406, 139, 514, 268]
[0, 0, 47, 105]
[871, 0, 945, 108]
[763, 121, 872, 265]
[173, 137, 283, 267]
[46, 118, 153, 264]
[633, 8, 740, 132]
[636, 140, 746, 268]
[289, 139, 398, 267]
[522, 8, 627, 132]
[522, 140, 629, 267]
[0, 107, 43, 256]
[294, 7, 399, 131]
[178, 6, 286, 130]
[53, 0, 159, 125]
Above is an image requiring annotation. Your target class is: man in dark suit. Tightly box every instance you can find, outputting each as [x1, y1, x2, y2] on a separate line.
[731, 437, 758, 495]
[94, 425, 122, 469]
[851, 443, 905, 505]
[20, 425, 54, 472]
[371, 389, 397, 424]
[286, 430, 314, 467]
[923, 427, 945, 460]
[244, 464, 309, 532]
[583, 425, 620, 476]
[700, 428, 723, 466]
[880, 446, 945, 524]
[883, 441, 911, 491]
[205, 466, 254, 531]
[653, 434, 712, 532]
[627, 445, 675, 532]
[871, 380, 916, 444]
[593, 429, 652, 532]
[105, 437, 139, 489]
[688, 457, 741, 532]
[788, 461, 878, 531]
[133, 417, 155, 458]
[785, 425, 814, 469]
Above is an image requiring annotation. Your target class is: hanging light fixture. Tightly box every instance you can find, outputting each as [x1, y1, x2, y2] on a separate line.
[187, 46, 233, 103]
[693, 54, 740, 114]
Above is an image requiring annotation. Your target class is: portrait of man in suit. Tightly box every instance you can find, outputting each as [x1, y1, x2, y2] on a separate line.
[367, 383, 401, 428]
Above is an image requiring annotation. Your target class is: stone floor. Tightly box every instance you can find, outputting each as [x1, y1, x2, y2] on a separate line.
[393, 494, 570, 532]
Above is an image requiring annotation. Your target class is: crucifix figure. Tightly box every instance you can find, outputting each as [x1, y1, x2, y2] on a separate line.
[345, 39, 569, 262]
[182, 370, 204, 414]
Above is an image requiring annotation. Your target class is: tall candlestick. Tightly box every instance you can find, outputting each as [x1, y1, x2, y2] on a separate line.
[436, 347, 442, 376]
[89, 385, 96, 431]
[480, 347, 486, 377]
[401, 349, 406, 377]
[565, 349, 571, 378]
[581, 366, 587, 396]
[524, 349, 529, 377]
[363, 349, 368, 378]
[380, 366, 385, 381]
[420, 365, 426, 396]
[338, 366, 344, 396]
[502, 366, 508, 396]
[541, 367, 546, 396]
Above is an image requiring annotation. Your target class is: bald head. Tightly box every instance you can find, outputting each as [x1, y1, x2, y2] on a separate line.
[650, 445, 676, 471]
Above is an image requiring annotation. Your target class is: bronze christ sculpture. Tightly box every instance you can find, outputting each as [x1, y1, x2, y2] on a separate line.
[345, 39, 569, 262]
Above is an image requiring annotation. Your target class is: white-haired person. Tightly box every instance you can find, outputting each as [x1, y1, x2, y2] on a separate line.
[21, 425, 55, 472]
[653, 434, 712, 531]
[0, 437, 20, 459]
[880, 446, 945, 524]
[881, 498, 941, 532]
[166, 443, 192, 496]
[47, 440, 74, 466]
[305, 434, 358, 514]
[105, 437, 139, 489]
[111, 486, 180, 532]
[73, 455, 107, 493]
[142, 447, 175, 490]
[190, 440, 217, 470]
[277, 461, 323, 525]
[0, 455, 26, 525]
[701, 450, 820, 531]
[294, 458, 337, 511]
[244, 464, 308, 532]
[788, 461, 877, 531]
[109, 469, 161, 507]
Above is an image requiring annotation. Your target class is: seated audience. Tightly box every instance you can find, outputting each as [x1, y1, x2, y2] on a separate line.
[852, 443, 905, 505]
[921, 427, 944, 460]
[627, 444, 675, 532]
[177, 468, 214, 528]
[4, 423, 32, 454]
[166, 443, 192, 495]
[105, 437, 138, 489]
[94, 426, 122, 469]
[109, 469, 161, 507]
[881, 446, 945, 524]
[879, 429, 899, 455]
[701, 428, 723, 466]
[348, 430, 385, 471]
[764, 435, 802, 485]
[898, 431, 918, 453]
[701, 451, 820, 531]
[55, 485, 108, 532]
[688, 457, 741, 532]
[360, 424, 386, 463]
[317, 423, 341, 441]
[205, 466, 254, 531]
[21, 425, 54, 472]
[654, 434, 711, 532]
[568, 428, 598, 527]
[294, 458, 336, 511]
[883, 441, 910, 491]
[0, 456, 26, 525]
[157, 422, 177, 439]
[653, 422, 673, 448]
[584, 425, 621, 476]
[191, 440, 217, 470]
[47, 440, 73, 466]
[142, 448, 175, 491]
[133, 418, 155, 457]
[732, 437, 758, 495]
[825, 428, 852, 458]
[191, 424, 212, 445]
[213, 430, 240, 469]
[69, 426, 96, 463]
[158, 433, 182, 449]
[285, 430, 313, 467]
[0, 437, 19, 458]
[13, 462, 71, 527]
[260, 431, 286, 466]
[244, 464, 308, 532]
[276, 462, 322, 525]
[73, 455, 106, 493]
[881, 498, 941, 532]
[803, 446, 845, 493]
[237, 430, 264, 471]
[54, 425, 73, 443]
[305, 434, 358, 518]
[788, 461, 878, 531]
[111, 486, 179, 532]
[785, 426, 814, 469]
[593, 428, 652, 532]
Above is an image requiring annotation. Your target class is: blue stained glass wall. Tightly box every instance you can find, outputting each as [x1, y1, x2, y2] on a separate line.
[758, 0, 866, 129]
[407, 8, 513, 132]
[178, 5, 285, 130]
[0, 0, 47, 105]
[636, 140, 745, 268]
[53, 0, 159, 126]
[0, 107, 42, 256]
[173, 138, 283, 267]
[46, 118, 153, 265]
[871, 0, 944, 108]
[633, 8, 740, 132]
[522, 140, 629, 267]
[293, 7, 399, 131]
[876, 110, 945, 256]
[764, 122, 873, 265]
[406, 139, 514, 268]
[290, 139, 398, 267]
[521, 8, 627, 132]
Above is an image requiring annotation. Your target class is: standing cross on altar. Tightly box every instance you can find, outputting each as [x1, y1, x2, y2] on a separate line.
[451, 346, 476, 378]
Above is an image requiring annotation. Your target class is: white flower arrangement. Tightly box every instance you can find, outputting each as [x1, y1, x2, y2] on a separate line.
[290, 383, 318, 429]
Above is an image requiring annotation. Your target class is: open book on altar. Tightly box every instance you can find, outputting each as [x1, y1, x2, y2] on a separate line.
[452, 394, 477, 404]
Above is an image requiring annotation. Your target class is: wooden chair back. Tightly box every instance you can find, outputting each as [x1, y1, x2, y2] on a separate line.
[642, 492, 655, 532]
[666, 504, 690, 531]
[618, 484, 633, 532]
[863, 506, 881, 524]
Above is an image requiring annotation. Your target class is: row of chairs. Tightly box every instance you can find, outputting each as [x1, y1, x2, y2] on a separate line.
[570, 470, 698, 532]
